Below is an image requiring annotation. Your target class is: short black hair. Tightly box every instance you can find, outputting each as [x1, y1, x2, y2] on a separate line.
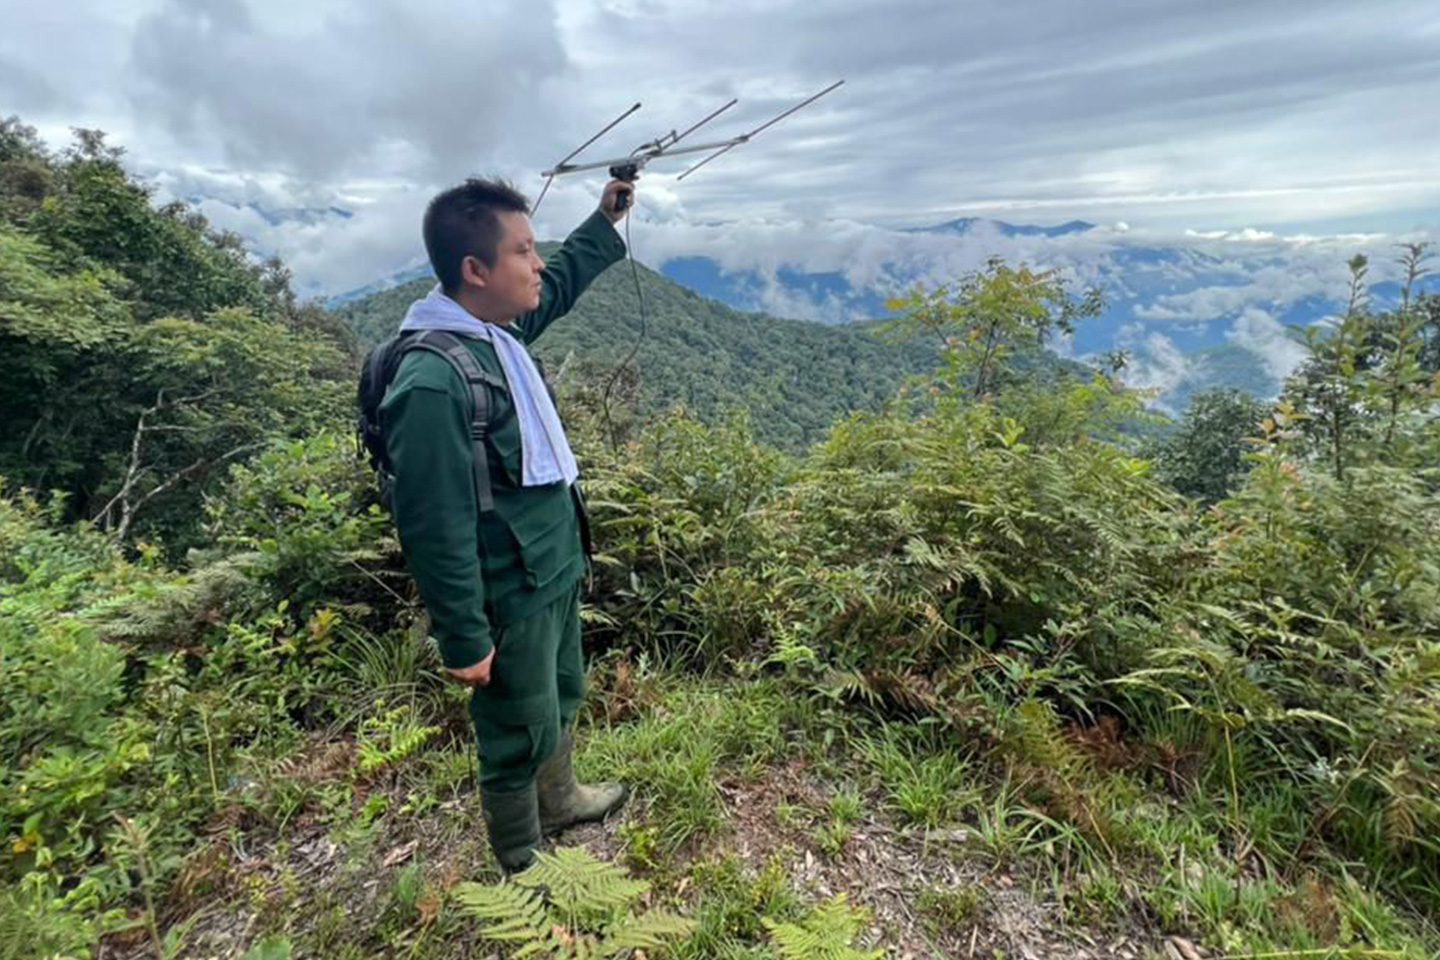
[423, 177, 530, 295]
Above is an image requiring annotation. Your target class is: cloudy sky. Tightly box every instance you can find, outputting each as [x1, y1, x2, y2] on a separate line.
[3, 0, 1438, 299]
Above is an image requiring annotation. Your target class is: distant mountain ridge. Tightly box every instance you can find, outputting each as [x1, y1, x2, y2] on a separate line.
[330, 241, 1094, 449]
[643, 217, 1436, 411]
[906, 217, 1098, 238]
[326, 216, 1436, 414]
[326, 264, 431, 308]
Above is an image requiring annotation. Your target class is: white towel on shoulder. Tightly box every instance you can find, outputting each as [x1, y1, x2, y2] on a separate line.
[399, 285, 578, 488]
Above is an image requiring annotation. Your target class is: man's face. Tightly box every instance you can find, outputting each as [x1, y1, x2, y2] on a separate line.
[472, 210, 543, 322]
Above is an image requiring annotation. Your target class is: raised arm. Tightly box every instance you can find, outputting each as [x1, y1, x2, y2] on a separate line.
[514, 182, 632, 344]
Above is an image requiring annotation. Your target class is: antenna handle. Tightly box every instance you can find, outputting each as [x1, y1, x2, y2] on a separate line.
[608, 162, 642, 212]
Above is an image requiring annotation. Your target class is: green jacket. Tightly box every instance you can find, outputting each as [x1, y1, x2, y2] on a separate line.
[380, 210, 626, 669]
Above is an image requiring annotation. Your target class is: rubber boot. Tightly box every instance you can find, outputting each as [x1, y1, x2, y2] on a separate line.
[481, 782, 542, 875]
[536, 729, 628, 835]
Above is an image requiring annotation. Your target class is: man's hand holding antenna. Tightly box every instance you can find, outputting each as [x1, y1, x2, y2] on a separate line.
[599, 179, 635, 224]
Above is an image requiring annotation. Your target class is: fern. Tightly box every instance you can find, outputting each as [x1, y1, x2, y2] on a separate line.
[763, 894, 884, 960]
[453, 846, 694, 959]
[515, 846, 650, 923]
[452, 880, 554, 945]
[83, 552, 255, 643]
[602, 911, 697, 951]
[356, 706, 441, 775]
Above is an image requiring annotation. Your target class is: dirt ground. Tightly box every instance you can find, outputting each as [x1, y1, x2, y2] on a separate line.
[112, 745, 1215, 960]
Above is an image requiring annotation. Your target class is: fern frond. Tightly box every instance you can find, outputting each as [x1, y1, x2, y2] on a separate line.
[601, 911, 697, 953]
[452, 881, 551, 944]
[764, 894, 884, 960]
[515, 847, 648, 918]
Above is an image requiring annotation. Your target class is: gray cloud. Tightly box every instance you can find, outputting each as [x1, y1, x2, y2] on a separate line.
[0, 58, 59, 112]
[127, 0, 571, 181]
[1, 0, 1437, 297]
[548, 0, 1440, 228]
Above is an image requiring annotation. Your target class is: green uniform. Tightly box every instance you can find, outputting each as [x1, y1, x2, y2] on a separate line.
[380, 209, 625, 791]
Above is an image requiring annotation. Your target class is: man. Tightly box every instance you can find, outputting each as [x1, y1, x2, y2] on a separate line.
[380, 176, 633, 873]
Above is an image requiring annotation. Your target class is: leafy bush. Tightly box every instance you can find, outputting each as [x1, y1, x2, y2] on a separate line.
[204, 431, 397, 619]
[0, 443, 417, 946]
[0, 490, 166, 927]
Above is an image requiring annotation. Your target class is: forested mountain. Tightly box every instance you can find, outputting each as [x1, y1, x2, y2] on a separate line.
[333, 244, 1097, 449]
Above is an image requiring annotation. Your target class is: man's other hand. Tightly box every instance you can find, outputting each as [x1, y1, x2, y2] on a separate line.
[446, 648, 495, 687]
[600, 179, 634, 224]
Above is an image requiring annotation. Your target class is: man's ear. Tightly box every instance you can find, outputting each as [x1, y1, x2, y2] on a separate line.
[460, 255, 489, 290]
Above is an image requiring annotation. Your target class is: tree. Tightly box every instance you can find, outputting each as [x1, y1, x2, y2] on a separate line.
[882, 257, 1102, 402]
[0, 121, 352, 545]
[28, 129, 273, 321]
[0, 115, 52, 224]
[1280, 246, 1437, 479]
[0, 224, 133, 498]
[1418, 291, 1440, 375]
[92, 308, 349, 541]
[1150, 388, 1270, 503]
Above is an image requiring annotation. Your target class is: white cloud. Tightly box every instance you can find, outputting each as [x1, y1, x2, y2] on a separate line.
[1227, 307, 1309, 381]
[2, 0, 1438, 299]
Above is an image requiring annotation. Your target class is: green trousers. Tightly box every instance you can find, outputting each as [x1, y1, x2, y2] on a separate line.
[468, 582, 585, 792]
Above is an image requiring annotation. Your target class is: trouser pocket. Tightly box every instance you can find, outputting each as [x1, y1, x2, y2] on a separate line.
[470, 692, 559, 791]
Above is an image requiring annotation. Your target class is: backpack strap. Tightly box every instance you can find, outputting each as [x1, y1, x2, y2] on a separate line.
[402, 330, 508, 514]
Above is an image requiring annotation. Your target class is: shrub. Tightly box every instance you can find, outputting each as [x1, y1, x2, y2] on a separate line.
[204, 431, 399, 620]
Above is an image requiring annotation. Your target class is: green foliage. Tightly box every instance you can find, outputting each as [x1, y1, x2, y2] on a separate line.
[0, 224, 134, 502]
[0, 490, 153, 895]
[1280, 245, 1438, 480]
[576, 251, 1440, 919]
[27, 129, 272, 321]
[860, 728, 975, 828]
[452, 846, 694, 958]
[0, 446, 415, 948]
[0, 225, 130, 348]
[239, 936, 293, 960]
[0, 123, 353, 546]
[1149, 388, 1270, 502]
[0, 879, 99, 960]
[356, 705, 441, 776]
[1117, 282, 1440, 895]
[0, 116, 53, 221]
[763, 894, 883, 960]
[88, 307, 351, 543]
[578, 679, 801, 852]
[204, 431, 395, 618]
[882, 256, 1102, 401]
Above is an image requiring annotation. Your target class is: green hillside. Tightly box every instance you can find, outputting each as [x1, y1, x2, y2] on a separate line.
[334, 244, 1098, 449]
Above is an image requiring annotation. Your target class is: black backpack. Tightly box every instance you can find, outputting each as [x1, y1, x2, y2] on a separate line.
[356, 330, 507, 513]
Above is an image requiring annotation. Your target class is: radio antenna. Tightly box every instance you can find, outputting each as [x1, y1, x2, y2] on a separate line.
[530, 80, 845, 449]
[534, 80, 843, 212]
